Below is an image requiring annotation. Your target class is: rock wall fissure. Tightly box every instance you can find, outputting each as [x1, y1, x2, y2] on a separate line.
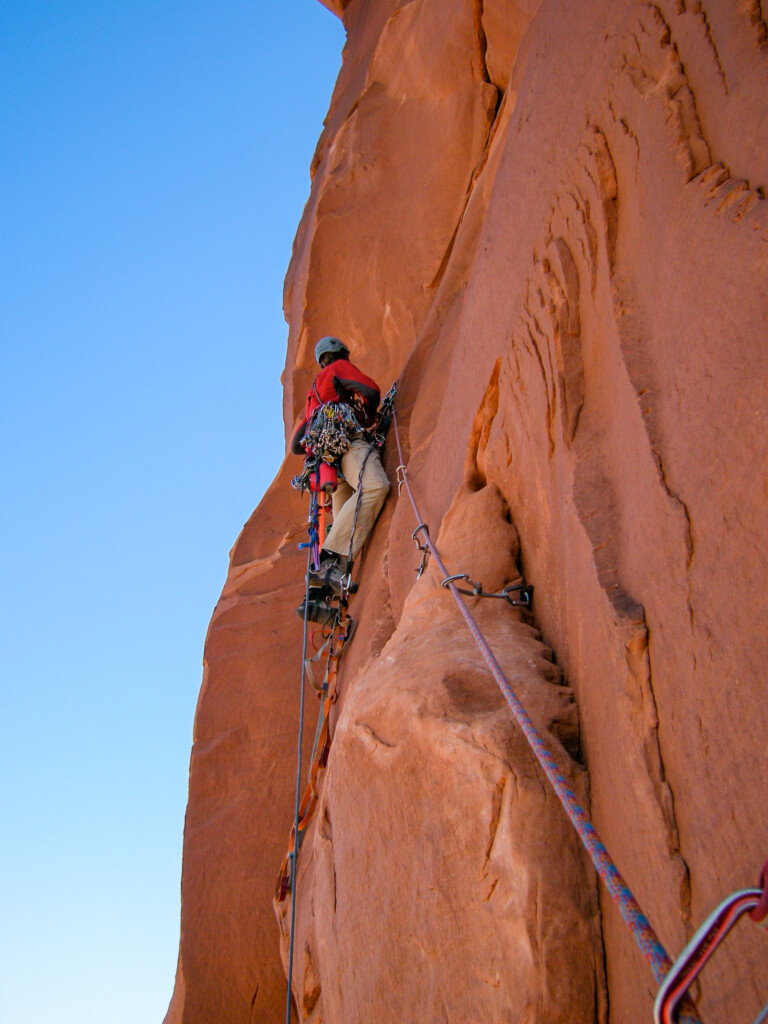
[687, 0, 728, 92]
[473, 0, 492, 84]
[427, 96, 500, 293]
[247, 974, 262, 1024]
[643, 636, 694, 927]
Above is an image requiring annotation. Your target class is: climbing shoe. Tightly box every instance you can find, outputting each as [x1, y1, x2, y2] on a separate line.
[296, 588, 336, 624]
[309, 555, 357, 596]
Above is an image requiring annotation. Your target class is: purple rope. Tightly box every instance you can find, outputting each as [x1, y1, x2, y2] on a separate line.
[391, 407, 698, 1021]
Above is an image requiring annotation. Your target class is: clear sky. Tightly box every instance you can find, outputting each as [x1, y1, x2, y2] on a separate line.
[0, 3, 344, 1022]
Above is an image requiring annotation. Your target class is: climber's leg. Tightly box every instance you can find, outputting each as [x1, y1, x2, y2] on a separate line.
[322, 438, 390, 563]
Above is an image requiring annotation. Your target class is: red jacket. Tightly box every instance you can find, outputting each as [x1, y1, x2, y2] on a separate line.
[292, 359, 381, 454]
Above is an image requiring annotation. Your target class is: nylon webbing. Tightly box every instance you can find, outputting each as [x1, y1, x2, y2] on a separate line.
[391, 405, 700, 1023]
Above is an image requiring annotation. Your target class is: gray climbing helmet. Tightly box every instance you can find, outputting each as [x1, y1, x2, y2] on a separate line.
[314, 336, 349, 365]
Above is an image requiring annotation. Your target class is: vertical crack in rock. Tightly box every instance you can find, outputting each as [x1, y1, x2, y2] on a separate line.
[472, 0, 491, 84]
[427, 76, 500, 294]
[317, 797, 338, 918]
[584, 112, 695, 935]
[541, 238, 585, 444]
[687, 1, 729, 92]
[425, 0, 501, 293]
[649, 446, 695, 571]
[625, 625, 693, 927]
[465, 358, 501, 486]
[519, 307, 555, 456]
[247, 973, 262, 1024]
[302, 944, 322, 1018]
[581, 128, 619, 271]
[482, 777, 506, 873]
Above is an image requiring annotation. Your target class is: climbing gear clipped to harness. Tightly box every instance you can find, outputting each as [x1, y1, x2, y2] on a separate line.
[291, 402, 363, 493]
[303, 402, 362, 462]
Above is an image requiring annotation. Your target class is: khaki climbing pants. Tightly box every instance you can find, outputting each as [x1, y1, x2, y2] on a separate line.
[322, 437, 390, 562]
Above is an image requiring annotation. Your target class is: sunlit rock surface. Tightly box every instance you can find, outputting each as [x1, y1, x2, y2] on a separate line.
[165, 1, 768, 1021]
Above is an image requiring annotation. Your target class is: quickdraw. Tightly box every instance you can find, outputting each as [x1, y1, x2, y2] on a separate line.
[440, 574, 534, 608]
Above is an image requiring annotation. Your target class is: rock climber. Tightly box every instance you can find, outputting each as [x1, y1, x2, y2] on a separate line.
[291, 336, 390, 619]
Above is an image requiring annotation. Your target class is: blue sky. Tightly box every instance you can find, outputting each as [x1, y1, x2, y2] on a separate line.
[0, 3, 344, 1022]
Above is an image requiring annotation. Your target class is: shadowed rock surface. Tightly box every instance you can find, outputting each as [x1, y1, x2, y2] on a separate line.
[165, 2, 768, 1021]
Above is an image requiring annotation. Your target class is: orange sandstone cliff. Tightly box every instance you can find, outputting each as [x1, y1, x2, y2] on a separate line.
[165, 2, 768, 1021]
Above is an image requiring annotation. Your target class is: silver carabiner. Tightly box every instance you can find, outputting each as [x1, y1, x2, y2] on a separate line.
[654, 887, 767, 1024]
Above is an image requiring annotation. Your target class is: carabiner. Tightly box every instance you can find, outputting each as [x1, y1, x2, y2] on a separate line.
[411, 523, 430, 578]
[654, 887, 767, 1024]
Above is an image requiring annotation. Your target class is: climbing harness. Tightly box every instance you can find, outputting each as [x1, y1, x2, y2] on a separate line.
[391, 402, 768, 1023]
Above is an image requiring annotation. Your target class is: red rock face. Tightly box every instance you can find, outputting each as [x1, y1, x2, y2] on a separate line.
[166, 2, 768, 1022]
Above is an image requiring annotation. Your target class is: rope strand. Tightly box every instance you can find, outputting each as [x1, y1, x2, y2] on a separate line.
[285, 543, 313, 1024]
[390, 405, 701, 1023]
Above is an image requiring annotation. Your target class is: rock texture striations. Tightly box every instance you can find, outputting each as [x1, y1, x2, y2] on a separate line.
[165, 2, 768, 1022]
